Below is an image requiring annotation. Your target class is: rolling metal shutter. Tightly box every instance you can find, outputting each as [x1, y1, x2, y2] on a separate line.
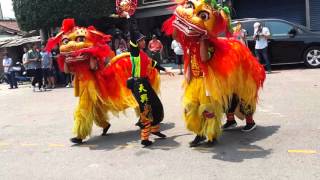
[310, 0, 320, 30]
[233, 0, 306, 26]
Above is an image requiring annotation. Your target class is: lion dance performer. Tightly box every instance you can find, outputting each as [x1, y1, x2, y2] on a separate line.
[46, 19, 140, 144]
[113, 1, 173, 146]
[162, 0, 266, 147]
[123, 30, 174, 146]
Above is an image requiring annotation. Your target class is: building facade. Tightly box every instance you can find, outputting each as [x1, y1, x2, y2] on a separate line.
[135, 0, 320, 31]
[132, 0, 320, 62]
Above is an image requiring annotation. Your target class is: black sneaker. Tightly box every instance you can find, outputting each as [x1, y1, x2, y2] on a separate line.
[135, 121, 145, 129]
[70, 137, 83, 144]
[204, 139, 217, 147]
[141, 140, 153, 147]
[151, 132, 166, 138]
[242, 123, 257, 132]
[189, 135, 206, 147]
[101, 124, 111, 136]
[222, 120, 237, 130]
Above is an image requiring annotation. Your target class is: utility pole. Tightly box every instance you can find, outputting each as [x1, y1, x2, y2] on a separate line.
[305, 0, 310, 29]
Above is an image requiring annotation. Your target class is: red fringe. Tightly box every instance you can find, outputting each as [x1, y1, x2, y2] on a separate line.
[45, 36, 61, 52]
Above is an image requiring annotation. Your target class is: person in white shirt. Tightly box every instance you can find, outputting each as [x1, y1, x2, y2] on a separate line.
[2, 53, 17, 89]
[254, 22, 271, 73]
[171, 39, 184, 75]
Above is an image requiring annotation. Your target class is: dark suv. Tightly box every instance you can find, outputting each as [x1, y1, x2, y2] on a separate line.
[233, 18, 320, 68]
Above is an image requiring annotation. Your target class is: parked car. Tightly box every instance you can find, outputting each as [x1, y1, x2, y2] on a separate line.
[232, 18, 320, 68]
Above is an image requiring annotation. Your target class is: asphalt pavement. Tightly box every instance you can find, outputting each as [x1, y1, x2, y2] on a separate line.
[0, 68, 319, 180]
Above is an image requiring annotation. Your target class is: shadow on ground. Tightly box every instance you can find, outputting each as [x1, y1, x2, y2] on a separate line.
[76, 122, 181, 151]
[193, 125, 280, 162]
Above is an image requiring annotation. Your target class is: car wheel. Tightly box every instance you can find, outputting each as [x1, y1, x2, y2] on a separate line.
[304, 46, 320, 68]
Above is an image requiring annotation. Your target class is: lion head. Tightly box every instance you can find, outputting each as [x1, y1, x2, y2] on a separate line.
[46, 19, 112, 64]
[172, 0, 231, 38]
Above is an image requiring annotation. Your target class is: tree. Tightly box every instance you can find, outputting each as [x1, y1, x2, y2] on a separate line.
[13, 0, 115, 39]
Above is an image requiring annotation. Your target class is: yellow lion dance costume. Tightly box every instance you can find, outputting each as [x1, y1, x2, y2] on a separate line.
[46, 19, 160, 144]
[163, 0, 266, 147]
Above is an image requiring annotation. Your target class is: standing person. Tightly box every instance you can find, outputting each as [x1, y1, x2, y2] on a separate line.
[40, 46, 55, 89]
[22, 47, 29, 69]
[27, 44, 43, 91]
[127, 31, 174, 146]
[116, 43, 127, 55]
[254, 22, 272, 73]
[65, 73, 73, 88]
[148, 34, 163, 64]
[232, 21, 247, 46]
[114, 33, 128, 52]
[171, 39, 184, 75]
[2, 53, 17, 89]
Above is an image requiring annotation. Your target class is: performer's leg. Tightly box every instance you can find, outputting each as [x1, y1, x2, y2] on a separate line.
[71, 105, 94, 144]
[93, 101, 111, 136]
[240, 102, 256, 132]
[196, 102, 221, 146]
[70, 89, 95, 144]
[140, 115, 152, 146]
[242, 115, 256, 132]
[195, 80, 222, 146]
[151, 124, 166, 138]
[202, 110, 218, 146]
[222, 94, 238, 130]
[184, 79, 209, 147]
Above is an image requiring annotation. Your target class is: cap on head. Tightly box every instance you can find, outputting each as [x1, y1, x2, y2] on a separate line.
[130, 31, 145, 46]
[129, 31, 145, 57]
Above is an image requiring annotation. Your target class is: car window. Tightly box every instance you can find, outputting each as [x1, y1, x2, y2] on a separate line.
[264, 21, 294, 36]
[240, 21, 254, 37]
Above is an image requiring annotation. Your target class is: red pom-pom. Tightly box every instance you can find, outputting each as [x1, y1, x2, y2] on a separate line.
[61, 18, 75, 33]
[162, 15, 176, 36]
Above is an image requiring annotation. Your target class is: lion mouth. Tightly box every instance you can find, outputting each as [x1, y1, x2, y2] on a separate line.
[60, 48, 92, 63]
[173, 12, 207, 37]
[61, 51, 89, 63]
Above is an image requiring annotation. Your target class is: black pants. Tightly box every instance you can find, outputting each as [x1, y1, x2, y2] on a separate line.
[255, 47, 271, 72]
[128, 78, 164, 125]
[5, 72, 17, 88]
[31, 68, 43, 88]
[227, 94, 254, 116]
[175, 55, 183, 65]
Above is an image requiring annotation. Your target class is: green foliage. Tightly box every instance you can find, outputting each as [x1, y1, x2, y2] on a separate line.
[13, 0, 115, 31]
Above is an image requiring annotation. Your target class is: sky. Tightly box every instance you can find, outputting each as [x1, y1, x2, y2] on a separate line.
[0, 0, 15, 19]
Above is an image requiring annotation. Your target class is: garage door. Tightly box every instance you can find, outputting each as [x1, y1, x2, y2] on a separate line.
[233, 0, 306, 26]
[310, 0, 320, 30]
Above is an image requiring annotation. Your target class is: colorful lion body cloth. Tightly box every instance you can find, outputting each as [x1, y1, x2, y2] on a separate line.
[46, 19, 160, 144]
[163, 0, 266, 146]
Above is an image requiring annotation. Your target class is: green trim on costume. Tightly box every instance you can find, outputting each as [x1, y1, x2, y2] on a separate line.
[130, 40, 138, 47]
[131, 55, 141, 77]
[152, 60, 157, 68]
[204, 0, 232, 33]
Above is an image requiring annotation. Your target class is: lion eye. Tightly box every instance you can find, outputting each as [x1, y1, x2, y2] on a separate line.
[198, 11, 209, 20]
[76, 36, 86, 42]
[185, 1, 195, 9]
[62, 38, 70, 45]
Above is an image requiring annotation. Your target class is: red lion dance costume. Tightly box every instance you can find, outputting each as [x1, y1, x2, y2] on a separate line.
[46, 19, 160, 144]
[163, 0, 266, 147]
